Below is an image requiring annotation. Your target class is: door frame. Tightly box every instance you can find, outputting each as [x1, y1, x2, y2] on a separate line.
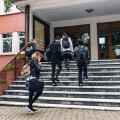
[54, 24, 91, 58]
[97, 21, 120, 60]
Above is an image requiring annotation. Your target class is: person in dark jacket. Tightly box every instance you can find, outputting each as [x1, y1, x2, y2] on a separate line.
[26, 51, 43, 113]
[50, 36, 63, 86]
[73, 39, 90, 86]
[27, 38, 37, 62]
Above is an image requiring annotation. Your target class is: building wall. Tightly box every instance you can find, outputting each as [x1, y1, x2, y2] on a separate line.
[0, 0, 25, 70]
[0, 13, 25, 34]
[52, 14, 120, 60]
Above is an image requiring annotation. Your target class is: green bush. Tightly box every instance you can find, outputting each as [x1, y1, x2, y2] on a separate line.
[0, 80, 4, 84]
[16, 56, 25, 59]
[4, 65, 15, 70]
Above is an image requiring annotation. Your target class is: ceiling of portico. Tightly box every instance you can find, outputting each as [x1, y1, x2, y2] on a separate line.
[14, 0, 120, 23]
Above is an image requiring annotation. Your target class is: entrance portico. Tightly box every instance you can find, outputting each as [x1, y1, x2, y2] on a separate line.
[13, 0, 120, 60]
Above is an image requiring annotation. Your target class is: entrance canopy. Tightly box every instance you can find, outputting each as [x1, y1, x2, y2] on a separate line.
[12, 0, 120, 24]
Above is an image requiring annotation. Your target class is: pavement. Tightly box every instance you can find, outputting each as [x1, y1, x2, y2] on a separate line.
[0, 106, 120, 120]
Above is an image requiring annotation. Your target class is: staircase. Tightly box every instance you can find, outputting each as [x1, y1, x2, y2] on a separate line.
[0, 60, 120, 110]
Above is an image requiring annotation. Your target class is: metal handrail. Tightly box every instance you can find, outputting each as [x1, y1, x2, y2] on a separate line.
[0, 43, 29, 73]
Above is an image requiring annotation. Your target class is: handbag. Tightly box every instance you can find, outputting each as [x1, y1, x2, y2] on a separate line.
[25, 75, 44, 92]
[21, 62, 31, 78]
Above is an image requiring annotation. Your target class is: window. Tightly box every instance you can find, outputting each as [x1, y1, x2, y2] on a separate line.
[80, 26, 89, 31]
[19, 32, 25, 51]
[3, 33, 12, 53]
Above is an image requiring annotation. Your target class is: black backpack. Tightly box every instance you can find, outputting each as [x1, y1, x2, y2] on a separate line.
[76, 46, 86, 62]
[26, 45, 33, 57]
[44, 44, 51, 62]
[62, 38, 70, 48]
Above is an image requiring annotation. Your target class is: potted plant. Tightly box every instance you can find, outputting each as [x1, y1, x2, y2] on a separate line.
[0, 79, 4, 84]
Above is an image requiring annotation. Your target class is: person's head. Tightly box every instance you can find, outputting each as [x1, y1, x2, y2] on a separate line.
[32, 51, 43, 62]
[62, 32, 69, 38]
[55, 36, 61, 42]
[77, 39, 83, 45]
[30, 38, 36, 43]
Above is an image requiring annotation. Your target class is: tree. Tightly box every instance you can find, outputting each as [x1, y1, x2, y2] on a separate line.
[4, 0, 13, 12]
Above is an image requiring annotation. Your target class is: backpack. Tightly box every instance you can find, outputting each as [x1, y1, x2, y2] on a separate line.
[21, 62, 31, 78]
[26, 45, 33, 57]
[62, 38, 70, 48]
[76, 46, 86, 62]
[44, 44, 51, 62]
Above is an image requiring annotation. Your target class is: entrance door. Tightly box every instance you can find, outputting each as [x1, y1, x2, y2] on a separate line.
[98, 22, 120, 59]
[111, 30, 120, 59]
[98, 30, 120, 59]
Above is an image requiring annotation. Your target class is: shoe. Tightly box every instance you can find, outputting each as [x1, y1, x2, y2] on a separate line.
[55, 76, 59, 82]
[26, 105, 34, 113]
[84, 77, 88, 80]
[31, 108, 38, 113]
[52, 82, 56, 86]
[79, 84, 83, 86]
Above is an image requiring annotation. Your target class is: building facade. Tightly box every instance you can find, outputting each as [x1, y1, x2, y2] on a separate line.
[0, 0, 25, 70]
[8, 0, 120, 60]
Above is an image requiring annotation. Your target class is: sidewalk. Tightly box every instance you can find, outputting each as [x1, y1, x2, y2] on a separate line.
[0, 106, 120, 120]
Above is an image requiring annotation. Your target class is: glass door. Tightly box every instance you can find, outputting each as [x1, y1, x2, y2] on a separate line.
[111, 30, 120, 59]
[98, 31, 109, 59]
[69, 33, 78, 48]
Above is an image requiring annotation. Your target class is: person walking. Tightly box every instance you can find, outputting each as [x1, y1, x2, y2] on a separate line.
[73, 39, 90, 86]
[49, 36, 63, 86]
[26, 38, 37, 62]
[60, 33, 73, 71]
[26, 51, 44, 113]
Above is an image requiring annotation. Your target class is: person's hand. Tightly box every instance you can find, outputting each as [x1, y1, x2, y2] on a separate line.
[38, 62, 41, 64]
[87, 64, 90, 67]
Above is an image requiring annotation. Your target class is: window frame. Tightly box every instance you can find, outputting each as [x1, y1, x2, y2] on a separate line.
[18, 32, 25, 54]
[2, 33, 13, 54]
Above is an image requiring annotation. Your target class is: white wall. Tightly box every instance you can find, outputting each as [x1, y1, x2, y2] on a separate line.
[0, 0, 21, 16]
[52, 14, 120, 60]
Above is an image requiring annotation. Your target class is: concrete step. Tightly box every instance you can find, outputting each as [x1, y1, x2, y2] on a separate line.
[41, 60, 120, 64]
[17, 76, 120, 81]
[41, 67, 120, 72]
[0, 95, 120, 107]
[40, 71, 120, 76]
[13, 80, 120, 86]
[0, 101, 119, 111]
[4, 90, 120, 99]
[42, 63, 120, 67]
[8, 85, 120, 92]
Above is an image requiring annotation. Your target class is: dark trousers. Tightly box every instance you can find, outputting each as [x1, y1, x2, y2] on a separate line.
[51, 62, 62, 83]
[77, 62, 87, 84]
[29, 90, 42, 107]
[63, 52, 71, 68]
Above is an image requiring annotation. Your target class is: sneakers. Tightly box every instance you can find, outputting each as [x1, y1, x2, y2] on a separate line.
[79, 84, 83, 86]
[84, 77, 88, 80]
[26, 105, 38, 113]
[52, 82, 57, 86]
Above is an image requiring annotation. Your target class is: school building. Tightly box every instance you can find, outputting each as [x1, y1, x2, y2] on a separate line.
[0, 0, 25, 70]
[5, 0, 120, 60]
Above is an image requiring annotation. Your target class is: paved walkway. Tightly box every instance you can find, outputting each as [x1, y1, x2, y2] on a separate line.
[0, 106, 120, 120]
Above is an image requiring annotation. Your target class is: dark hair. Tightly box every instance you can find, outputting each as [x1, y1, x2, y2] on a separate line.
[77, 39, 83, 45]
[55, 36, 61, 40]
[62, 32, 66, 36]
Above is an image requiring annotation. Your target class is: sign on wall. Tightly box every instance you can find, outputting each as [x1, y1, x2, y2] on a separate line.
[35, 20, 45, 51]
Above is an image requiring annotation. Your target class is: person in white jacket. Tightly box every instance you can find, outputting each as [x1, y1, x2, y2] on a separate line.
[60, 33, 73, 70]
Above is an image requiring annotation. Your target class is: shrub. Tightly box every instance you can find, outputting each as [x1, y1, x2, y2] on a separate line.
[4, 65, 15, 70]
[16, 56, 25, 59]
[0, 79, 4, 84]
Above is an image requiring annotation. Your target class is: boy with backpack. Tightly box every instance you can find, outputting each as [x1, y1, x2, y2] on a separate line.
[26, 38, 37, 62]
[73, 39, 90, 86]
[60, 33, 73, 71]
[49, 36, 63, 86]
